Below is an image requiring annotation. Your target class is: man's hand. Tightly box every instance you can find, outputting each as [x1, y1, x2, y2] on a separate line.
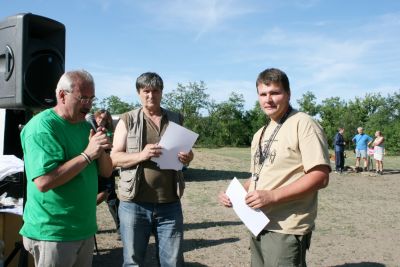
[178, 150, 194, 166]
[141, 143, 162, 161]
[218, 191, 232, 208]
[84, 129, 112, 160]
[245, 190, 276, 209]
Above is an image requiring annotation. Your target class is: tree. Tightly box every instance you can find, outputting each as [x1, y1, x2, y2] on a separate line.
[93, 95, 137, 115]
[318, 97, 347, 148]
[297, 91, 319, 116]
[244, 101, 269, 143]
[91, 84, 400, 154]
[162, 81, 210, 133]
[365, 91, 400, 154]
[208, 92, 249, 146]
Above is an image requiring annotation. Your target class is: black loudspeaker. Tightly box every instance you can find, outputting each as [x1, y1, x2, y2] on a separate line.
[0, 13, 65, 109]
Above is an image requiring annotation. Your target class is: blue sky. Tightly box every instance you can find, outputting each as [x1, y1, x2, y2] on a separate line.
[1, 0, 400, 110]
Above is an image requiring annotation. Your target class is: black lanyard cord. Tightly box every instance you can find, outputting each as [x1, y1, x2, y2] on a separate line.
[252, 106, 293, 190]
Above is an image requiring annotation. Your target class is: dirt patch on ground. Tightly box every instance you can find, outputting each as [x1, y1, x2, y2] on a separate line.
[93, 148, 400, 266]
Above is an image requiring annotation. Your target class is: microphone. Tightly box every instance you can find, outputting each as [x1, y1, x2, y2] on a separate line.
[85, 114, 98, 132]
[86, 113, 112, 154]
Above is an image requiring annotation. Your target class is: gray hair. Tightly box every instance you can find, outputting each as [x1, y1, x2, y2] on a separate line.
[56, 70, 94, 93]
[136, 72, 163, 92]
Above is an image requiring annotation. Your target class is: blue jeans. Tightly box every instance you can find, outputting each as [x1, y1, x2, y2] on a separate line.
[119, 201, 184, 267]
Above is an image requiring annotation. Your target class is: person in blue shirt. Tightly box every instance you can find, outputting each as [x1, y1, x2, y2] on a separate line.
[334, 127, 346, 173]
[352, 127, 373, 172]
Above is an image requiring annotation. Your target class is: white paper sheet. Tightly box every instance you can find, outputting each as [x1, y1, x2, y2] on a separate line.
[0, 205, 23, 215]
[225, 177, 270, 236]
[151, 122, 199, 170]
[0, 155, 24, 181]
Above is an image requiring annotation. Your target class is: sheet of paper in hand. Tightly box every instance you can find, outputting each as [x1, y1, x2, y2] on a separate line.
[151, 121, 198, 170]
[226, 177, 270, 236]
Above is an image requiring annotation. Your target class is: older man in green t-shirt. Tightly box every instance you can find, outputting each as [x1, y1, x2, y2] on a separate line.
[20, 70, 112, 267]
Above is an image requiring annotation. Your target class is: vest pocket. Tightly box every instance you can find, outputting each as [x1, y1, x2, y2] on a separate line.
[118, 166, 141, 200]
[127, 135, 139, 152]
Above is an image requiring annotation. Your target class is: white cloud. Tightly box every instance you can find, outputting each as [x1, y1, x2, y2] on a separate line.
[98, 0, 111, 12]
[242, 13, 399, 99]
[72, 2, 400, 109]
[137, 0, 258, 40]
[375, 12, 400, 28]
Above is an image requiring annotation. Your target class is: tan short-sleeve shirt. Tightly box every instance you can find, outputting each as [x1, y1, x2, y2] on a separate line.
[249, 110, 330, 235]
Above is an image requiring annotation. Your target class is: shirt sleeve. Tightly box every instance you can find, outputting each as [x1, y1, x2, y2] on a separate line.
[23, 132, 65, 180]
[298, 117, 331, 173]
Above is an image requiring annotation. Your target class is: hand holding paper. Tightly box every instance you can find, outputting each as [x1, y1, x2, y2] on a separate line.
[225, 177, 270, 236]
[151, 122, 198, 170]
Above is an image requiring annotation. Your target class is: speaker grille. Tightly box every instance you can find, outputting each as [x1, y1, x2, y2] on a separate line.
[24, 52, 63, 107]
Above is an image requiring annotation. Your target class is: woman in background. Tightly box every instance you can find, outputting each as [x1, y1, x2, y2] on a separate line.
[95, 109, 120, 239]
[373, 130, 385, 175]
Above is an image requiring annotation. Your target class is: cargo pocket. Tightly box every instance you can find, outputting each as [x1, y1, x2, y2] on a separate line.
[126, 134, 139, 152]
[118, 166, 142, 200]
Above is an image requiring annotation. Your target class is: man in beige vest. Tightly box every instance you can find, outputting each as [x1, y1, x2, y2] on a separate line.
[111, 72, 193, 266]
[219, 68, 331, 266]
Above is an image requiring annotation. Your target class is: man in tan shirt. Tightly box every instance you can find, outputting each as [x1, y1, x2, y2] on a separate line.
[219, 68, 331, 266]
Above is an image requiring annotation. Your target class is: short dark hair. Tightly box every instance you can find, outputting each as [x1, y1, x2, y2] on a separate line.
[256, 68, 290, 94]
[136, 72, 163, 92]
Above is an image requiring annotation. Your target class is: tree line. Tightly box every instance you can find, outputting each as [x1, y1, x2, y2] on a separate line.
[93, 82, 400, 155]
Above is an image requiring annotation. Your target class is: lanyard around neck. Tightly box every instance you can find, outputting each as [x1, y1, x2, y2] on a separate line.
[252, 106, 293, 188]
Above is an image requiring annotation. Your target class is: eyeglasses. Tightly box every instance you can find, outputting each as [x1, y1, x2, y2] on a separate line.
[65, 91, 97, 104]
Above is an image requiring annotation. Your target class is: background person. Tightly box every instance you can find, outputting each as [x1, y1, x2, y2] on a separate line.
[351, 127, 373, 172]
[95, 109, 120, 238]
[20, 70, 113, 267]
[219, 68, 330, 267]
[372, 130, 385, 175]
[111, 72, 194, 266]
[333, 127, 346, 173]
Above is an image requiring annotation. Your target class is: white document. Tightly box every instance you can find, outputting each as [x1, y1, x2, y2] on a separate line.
[0, 205, 23, 216]
[151, 122, 199, 170]
[226, 177, 270, 236]
[0, 155, 24, 181]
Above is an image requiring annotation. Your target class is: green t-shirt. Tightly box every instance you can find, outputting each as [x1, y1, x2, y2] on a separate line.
[20, 109, 98, 241]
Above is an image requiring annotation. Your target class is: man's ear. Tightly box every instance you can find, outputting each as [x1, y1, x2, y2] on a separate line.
[58, 90, 67, 104]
